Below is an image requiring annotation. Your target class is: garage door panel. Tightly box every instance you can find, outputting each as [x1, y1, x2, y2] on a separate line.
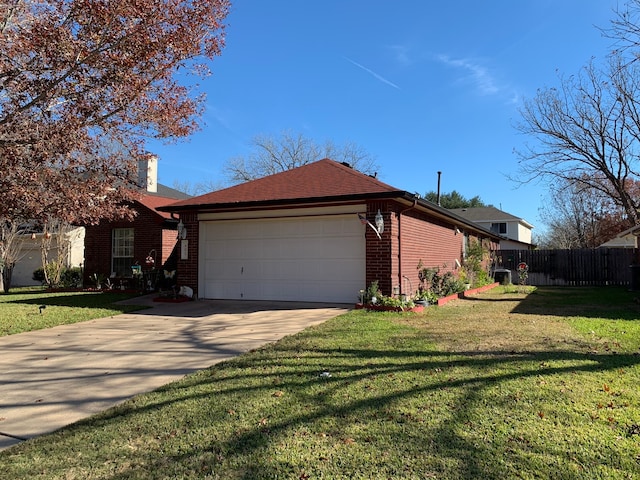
[201, 215, 365, 303]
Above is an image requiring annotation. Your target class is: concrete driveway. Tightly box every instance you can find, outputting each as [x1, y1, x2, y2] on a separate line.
[0, 296, 350, 451]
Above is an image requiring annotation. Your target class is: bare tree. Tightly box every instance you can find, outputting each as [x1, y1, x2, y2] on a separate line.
[223, 131, 379, 183]
[515, 53, 640, 225]
[604, 0, 640, 59]
[39, 218, 78, 288]
[538, 179, 627, 249]
[0, 217, 29, 292]
[172, 178, 227, 196]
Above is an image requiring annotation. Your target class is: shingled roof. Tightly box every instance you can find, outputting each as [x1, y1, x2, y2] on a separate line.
[162, 159, 403, 211]
[137, 194, 186, 220]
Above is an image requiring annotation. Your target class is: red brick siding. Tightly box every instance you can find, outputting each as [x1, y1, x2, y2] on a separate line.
[365, 201, 464, 297]
[161, 229, 177, 263]
[364, 201, 393, 294]
[174, 202, 493, 301]
[83, 202, 174, 285]
[398, 211, 463, 296]
[175, 211, 199, 296]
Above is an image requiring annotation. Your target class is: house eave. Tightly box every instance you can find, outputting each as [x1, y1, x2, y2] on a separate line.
[391, 194, 502, 241]
[158, 190, 502, 242]
[158, 191, 404, 213]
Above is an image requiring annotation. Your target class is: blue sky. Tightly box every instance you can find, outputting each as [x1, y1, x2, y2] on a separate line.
[149, 1, 620, 237]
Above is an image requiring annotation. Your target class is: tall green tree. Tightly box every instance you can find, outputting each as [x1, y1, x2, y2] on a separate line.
[423, 190, 487, 209]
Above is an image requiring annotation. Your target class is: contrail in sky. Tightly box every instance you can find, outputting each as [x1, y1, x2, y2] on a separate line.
[344, 56, 400, 90]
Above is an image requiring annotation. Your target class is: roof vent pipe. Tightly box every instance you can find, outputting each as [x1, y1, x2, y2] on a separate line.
[436, 171, 442, 206]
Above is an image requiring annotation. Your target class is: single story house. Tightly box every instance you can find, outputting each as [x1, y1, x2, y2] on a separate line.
[599, 224, 640, 248]
[11, 226, 85, 287]
[160, 159, 501, 303]
[82, 156, 190, 288]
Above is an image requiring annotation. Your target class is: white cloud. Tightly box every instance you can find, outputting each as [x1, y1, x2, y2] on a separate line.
[436, 54, 500, 95]
[344, 56, 400, 90]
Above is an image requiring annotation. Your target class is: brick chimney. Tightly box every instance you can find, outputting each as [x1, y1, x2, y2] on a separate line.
[137, 154, 158, 193]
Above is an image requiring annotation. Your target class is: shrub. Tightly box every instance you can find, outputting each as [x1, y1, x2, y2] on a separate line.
[462, 239, 493, 287]
[60, 267, 82, 288]
[416, 261, 467, 300]
[32, 267, 45, 284]
[33, 265, 82, 288]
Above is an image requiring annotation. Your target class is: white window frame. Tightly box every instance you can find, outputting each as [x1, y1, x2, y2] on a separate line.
[112, 228, 134, 276]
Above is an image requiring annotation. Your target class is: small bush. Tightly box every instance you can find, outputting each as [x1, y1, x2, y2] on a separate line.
[32, 267, 45, 284]
[33, 265, 82, 288]
[60, 267, 82, 288]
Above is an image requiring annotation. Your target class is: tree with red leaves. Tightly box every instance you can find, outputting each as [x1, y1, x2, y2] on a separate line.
[0, 0, 229, 222]
[0, 0, 230, 290]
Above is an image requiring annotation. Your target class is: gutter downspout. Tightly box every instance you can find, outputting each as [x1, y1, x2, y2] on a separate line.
[398, 197, 418, 296]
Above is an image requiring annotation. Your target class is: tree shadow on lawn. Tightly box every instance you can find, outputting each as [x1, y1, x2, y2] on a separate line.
[469, 286, 640, 321]
[5, 291, 148, 311]
[6, 341, 639, 480]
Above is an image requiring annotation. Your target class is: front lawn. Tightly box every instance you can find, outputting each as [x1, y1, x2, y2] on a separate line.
[1, 286, 639, 479]
[0, 288, 148, 336]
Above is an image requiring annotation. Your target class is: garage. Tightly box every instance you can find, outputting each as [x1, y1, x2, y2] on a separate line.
[199, 214, 365, 303]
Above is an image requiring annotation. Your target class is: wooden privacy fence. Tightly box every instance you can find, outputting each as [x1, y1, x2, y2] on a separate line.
[494, 249, 640, 287]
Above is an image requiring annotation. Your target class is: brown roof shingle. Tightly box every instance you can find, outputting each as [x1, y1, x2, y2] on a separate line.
[165, 159, 402, 210]
[136, 195, 183, 219]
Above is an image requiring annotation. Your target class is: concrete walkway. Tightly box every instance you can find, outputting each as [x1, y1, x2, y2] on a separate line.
[0, 296, 350, 451]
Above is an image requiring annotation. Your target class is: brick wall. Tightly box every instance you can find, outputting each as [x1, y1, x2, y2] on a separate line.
[364, 201, 393, 294]
[83, 202, 174, 286]
[175, 211, 199, 296]
[364, 201, 464, 297]
[169, 203, 489, 301]
[398, 210, 463, 296]
[161, 229, 178, 264]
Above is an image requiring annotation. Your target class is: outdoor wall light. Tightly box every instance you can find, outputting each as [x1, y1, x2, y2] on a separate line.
[375, 209, 384, 235]
[177, 219, 187, 240]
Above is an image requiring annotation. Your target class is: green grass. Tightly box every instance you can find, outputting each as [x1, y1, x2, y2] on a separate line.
[0, 287, 148, 336]
[1, 286, 640, 479]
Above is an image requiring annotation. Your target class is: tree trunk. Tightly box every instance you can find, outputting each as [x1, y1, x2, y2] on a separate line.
[1, 264, 13, 293]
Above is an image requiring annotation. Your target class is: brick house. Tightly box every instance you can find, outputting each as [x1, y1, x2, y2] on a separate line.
[82, 157, 189, 288]
[160, 159, 501, 303]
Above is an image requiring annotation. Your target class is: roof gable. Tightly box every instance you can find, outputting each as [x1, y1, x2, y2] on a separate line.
[136, 194, 183, 219]
[166, 159, 401, 209]
[450, 206, 533, 228]
[153, 184, 191, 200]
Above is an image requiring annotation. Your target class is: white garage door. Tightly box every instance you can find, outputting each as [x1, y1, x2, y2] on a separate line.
[200, 215, 365, 303]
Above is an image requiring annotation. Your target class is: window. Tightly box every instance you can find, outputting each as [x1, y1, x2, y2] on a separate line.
[112, 228, 134, 276]
[490, 222, 507, 235]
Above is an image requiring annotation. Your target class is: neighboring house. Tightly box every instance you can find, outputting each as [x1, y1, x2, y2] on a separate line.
[599, 224, 640, 248]
[449, 206, 535, 250]
[160, 159, 502, 303]
[82, 156, 190, 288]
[11, 227, 85, 287]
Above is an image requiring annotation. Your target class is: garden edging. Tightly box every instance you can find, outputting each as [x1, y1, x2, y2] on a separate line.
[437, 282, 499, 306]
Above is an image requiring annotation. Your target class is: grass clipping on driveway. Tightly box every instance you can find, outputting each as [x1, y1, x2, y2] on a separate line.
[2, 286, 640, 479]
